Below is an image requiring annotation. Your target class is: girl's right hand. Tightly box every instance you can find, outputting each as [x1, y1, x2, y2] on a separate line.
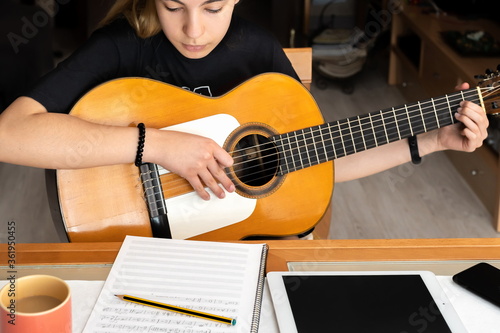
[144, 129, 235, 201]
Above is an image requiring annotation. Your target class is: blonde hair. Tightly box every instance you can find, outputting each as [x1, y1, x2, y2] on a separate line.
[100, 0, 161, 38]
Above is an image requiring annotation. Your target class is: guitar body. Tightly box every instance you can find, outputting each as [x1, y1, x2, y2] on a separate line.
[57, 73, 334, 242]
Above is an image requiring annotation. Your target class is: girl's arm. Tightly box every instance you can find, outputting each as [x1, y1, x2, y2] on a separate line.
[334, 83, 489, 182]
[0, 97, 234, 200]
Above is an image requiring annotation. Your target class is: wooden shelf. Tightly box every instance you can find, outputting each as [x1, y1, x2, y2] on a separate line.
[388, 5, 500, 231]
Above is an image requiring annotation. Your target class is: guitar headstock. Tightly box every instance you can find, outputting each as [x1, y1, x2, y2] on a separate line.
[476, 65, 500, 116]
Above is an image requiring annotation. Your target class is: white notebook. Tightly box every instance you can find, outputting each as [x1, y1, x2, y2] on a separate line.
[83, 236, 268, 333]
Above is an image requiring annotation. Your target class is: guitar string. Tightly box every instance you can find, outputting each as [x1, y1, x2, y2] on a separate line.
[163, 89, 478, 176]
[141, 89, 482, 201]
[142, 86, 493, 203]
[141, 89, 484, 199]
[228, 88, 489, 162]
[215, 90, 476, 161]
[142, 87, 494, 199]
[162, 88, 488, 173]
[227, 88, 481, 158]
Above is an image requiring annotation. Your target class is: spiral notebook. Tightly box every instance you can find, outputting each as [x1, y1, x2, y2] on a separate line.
[83, 236, 268, 333]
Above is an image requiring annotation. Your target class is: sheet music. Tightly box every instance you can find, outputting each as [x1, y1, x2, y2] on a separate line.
[83, 236, 267, 333]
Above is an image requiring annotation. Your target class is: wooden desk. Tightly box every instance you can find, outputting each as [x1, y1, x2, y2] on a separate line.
[2, 239, 500, 279]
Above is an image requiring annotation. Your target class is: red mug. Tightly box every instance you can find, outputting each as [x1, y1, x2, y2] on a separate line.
[0, 275, 71, 332]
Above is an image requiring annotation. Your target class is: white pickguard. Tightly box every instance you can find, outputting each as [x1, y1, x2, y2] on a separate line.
[158, 114, 257, 239]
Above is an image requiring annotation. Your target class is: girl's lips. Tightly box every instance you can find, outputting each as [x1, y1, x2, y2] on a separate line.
[183, 44, 206, 53]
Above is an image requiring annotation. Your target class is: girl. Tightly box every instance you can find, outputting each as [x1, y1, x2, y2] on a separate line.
[0, 0, 488, 204]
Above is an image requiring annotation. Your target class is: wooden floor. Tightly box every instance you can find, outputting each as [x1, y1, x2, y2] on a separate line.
[0, 55, 498, 243]
[314, 57, 498, 240]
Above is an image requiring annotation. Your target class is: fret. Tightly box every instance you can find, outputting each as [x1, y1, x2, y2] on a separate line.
[418, 101, 427, 132]
[337, 120, 348, 157]
[306, 127, 320, 167]
[347, 118, 356, 153]
[358, 116, 367, 151]
[327, 123, 339, 160]
[370, 112, 388, 146]
[299, 129, 311, 169]
[311, 125, 327, 164]
[445, 94, 453, 122]
[435, 94, 456, 128]
[403, 105, 412, 136]
[359, 115, 376, 150]
[380, 110, 390, 143]
[381, 109, 399, 143]
[436, 96, 452, 127]
[394, 107, 402, 140]
[287, 132, 301, 172]
[401, 103, 420, 137]
[276, 135, 291, 175]
[419, 99, 439, 131]
[348, 116, 366, 153]
[286, 133, 297, 172]
[273, 136, 283, 175]
[318, 124, 330, 163]
[338, 119, 356, 156]
[332, 122, 346, 158]
[442, 91, 463, 126]
[431, 98, 441, 128]
[368, 113, 378, 147]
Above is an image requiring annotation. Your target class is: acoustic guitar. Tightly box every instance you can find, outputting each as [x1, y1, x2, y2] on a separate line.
[55, 71, 500, 242]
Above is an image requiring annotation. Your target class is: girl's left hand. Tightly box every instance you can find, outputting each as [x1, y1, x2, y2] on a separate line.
[435, 82, 489, 152]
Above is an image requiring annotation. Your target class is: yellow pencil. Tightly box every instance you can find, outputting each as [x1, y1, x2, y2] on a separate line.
[115, 294, 237, 326]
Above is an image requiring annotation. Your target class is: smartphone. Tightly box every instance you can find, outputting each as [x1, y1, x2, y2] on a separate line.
[453, 262, 500, 307]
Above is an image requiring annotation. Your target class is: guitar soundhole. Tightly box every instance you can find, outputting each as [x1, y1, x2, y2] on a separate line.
[232, 134, 278, 187]
[224, 123, 284, 198]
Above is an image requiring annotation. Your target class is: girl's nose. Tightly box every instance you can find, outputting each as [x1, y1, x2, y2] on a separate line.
[184, 12, 204, 39]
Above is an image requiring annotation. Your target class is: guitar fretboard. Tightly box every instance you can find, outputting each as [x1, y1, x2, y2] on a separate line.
[272, 89, 480, 175]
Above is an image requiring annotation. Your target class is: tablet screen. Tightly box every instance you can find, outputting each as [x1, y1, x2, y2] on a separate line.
[283, 274, 452, 333]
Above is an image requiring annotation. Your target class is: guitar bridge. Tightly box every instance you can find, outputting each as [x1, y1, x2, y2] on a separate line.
[139, 163, 172, 238]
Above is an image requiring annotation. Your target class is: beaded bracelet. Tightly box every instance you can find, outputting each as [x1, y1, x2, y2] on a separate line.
[135, 123, 146, 167]
[408, 135, 421, 165]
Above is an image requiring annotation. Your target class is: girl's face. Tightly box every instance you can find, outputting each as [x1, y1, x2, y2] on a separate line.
[156, 0, 240, 59]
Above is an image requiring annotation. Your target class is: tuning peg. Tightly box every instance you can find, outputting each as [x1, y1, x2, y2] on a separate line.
[475, 65, 500, 83]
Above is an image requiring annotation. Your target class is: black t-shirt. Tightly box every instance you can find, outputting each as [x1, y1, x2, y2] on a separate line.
[26, 15, 299, 114]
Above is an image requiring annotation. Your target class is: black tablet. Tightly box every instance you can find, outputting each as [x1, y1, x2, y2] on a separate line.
[267, 271, 467, 333]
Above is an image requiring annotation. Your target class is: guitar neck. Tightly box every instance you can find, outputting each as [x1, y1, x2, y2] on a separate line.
[273, 88, 482, 175]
